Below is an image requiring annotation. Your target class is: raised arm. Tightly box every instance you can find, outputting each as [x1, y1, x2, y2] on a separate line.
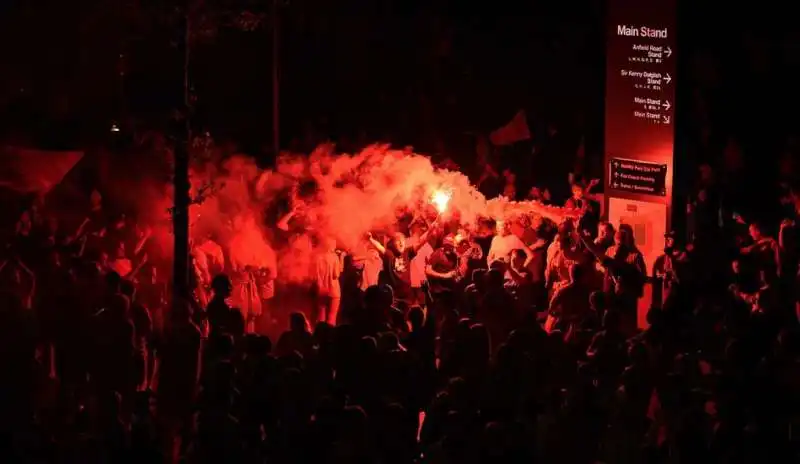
[585, 178, 603, 204]
[367, 232, 386, 255]
[518, 240, 535, 268]
[771, 238, 781, 277]
[129, 254, 149, 280]
[487, 235, 500, 266]
[530, 238, 549, 252]
[276, 209, 296, 232]
[544, 243, 559, 287]
[779, 220, 790, 250]
[422, 281, 435, 328]
[633, 251, 647, 276]
[134, 228, 152, 255]
[77, 235, 88, 257]
[544, 259, 555, 289]
[507, 264, 529, 285]
[15, 257, 36, 309]
[547, 287, 563, 314]
[412, 219, 438, 253]
[73, 217, 91, 239]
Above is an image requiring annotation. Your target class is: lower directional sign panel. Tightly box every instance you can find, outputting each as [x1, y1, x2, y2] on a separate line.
[609, 157, 667, 196]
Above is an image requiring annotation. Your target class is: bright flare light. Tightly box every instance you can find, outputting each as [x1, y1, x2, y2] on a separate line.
[431, 189, 452, 214]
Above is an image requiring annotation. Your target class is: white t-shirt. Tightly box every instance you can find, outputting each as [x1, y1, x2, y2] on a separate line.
[315, 251, 341, 298]
[487, 233, 526, 266]
[360, 249, 383, 290]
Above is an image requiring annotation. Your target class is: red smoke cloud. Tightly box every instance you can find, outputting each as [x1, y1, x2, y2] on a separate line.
[140, 142, 578, 285]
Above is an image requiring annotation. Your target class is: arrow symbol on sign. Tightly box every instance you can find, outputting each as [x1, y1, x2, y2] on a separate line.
[662, 100, 671, 110]
[664, 73, 672, 84]
[663, 115, 671, 124]
[665, 46, 672, 58]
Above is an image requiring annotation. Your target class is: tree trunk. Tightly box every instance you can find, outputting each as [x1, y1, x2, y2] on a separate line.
[173, 3, 191, 309]
[271, 0, 280, 157]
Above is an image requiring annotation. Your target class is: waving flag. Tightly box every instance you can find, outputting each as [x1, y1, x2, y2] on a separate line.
[0, 147, 83, 194]
[489, 110, 531, 146]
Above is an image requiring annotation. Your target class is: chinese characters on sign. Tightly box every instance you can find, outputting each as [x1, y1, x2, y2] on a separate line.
[609, 158, 667, 196]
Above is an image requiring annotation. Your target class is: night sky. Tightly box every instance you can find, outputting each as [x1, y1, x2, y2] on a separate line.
[0, 0, 798, 165]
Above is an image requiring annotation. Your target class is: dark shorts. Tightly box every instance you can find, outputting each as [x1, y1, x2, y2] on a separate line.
[390, 285, 413, 304]
[410, 287, 425, 306]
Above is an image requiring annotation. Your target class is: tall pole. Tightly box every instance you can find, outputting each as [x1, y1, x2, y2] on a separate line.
[173, 2, 192, 308]
[271, 0, 280, 158]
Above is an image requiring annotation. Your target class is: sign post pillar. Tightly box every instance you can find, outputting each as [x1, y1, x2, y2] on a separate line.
[605, 0, 677, 326]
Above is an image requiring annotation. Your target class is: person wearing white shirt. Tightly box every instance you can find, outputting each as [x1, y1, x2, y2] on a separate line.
[314, 238, 344, 325]
[487, 219, 533, 268]
[410, 240, 434, 304]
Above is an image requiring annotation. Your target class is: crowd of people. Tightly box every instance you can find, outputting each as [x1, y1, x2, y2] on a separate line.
[1, 156, 800, 463]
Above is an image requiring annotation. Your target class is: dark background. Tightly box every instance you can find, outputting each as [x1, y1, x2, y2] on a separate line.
[0, 0, 799, 189]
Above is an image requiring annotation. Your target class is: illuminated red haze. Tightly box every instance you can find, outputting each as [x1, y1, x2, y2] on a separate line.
[148, 143, 577, 285]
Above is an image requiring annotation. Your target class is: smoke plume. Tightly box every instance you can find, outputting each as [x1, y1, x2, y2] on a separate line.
[138, 142, 576, 284]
